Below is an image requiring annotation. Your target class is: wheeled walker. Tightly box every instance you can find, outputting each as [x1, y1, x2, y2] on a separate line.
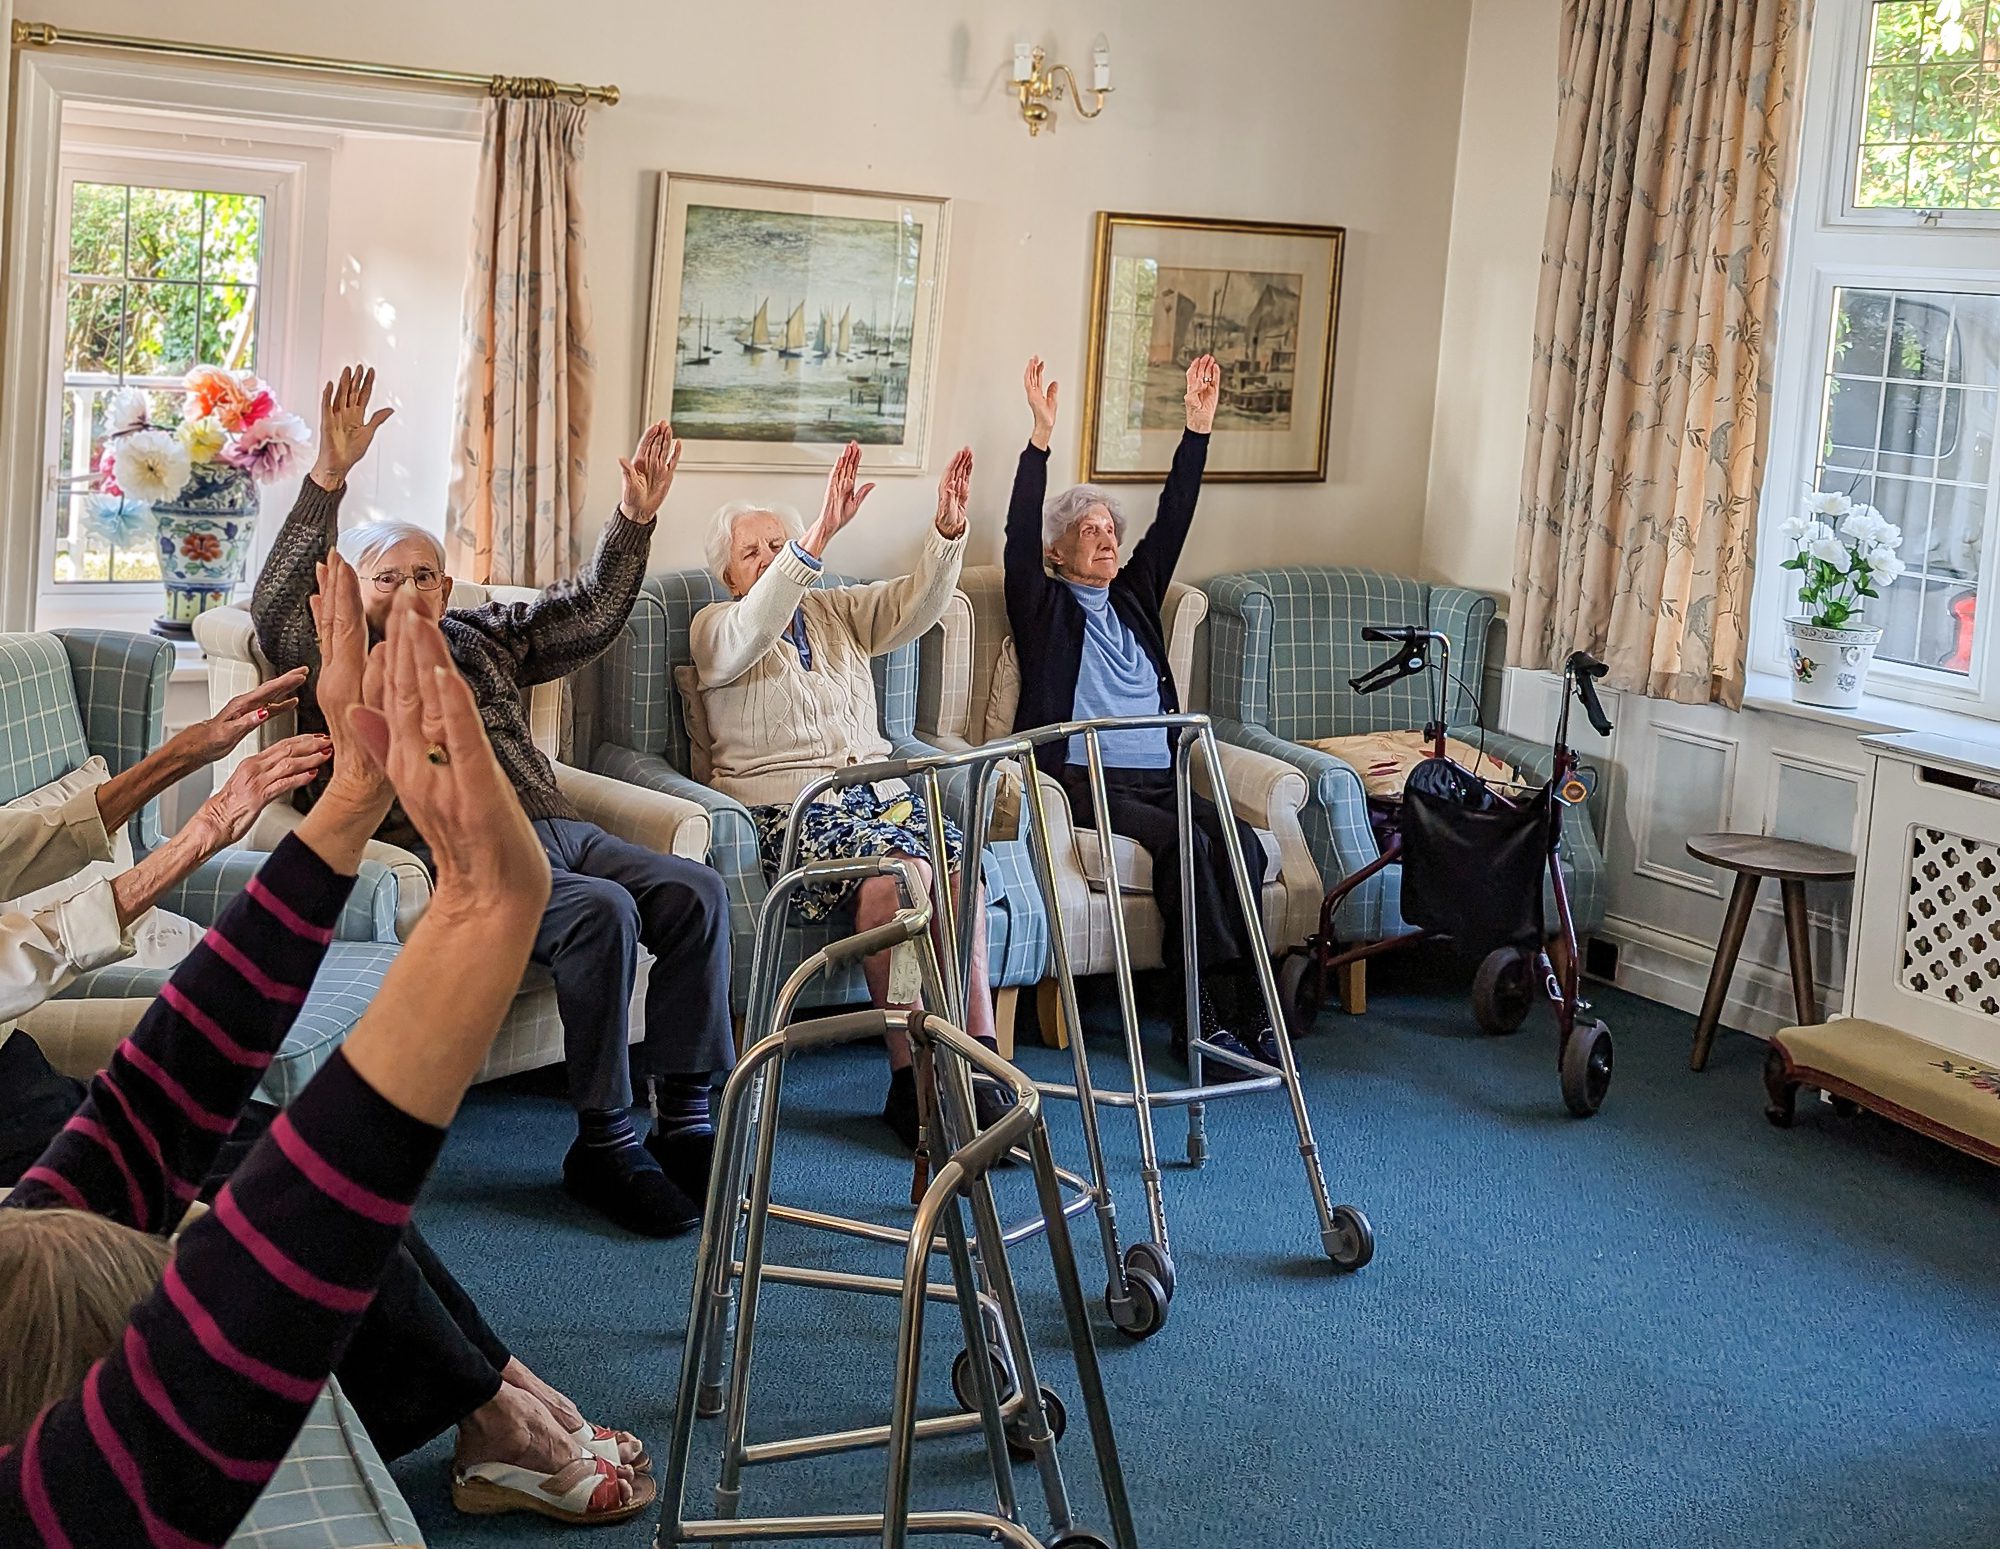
[1276, 633, 1618, 1117]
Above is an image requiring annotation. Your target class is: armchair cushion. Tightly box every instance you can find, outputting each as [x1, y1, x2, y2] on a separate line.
[672, 665, 716, 782]
[981, 641, 1021, 745]
[0, 635, 95, 802]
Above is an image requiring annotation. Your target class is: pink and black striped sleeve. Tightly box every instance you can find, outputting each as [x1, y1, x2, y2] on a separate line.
[2, 833, 350, 1232]
[0, 1050, 446, 1547]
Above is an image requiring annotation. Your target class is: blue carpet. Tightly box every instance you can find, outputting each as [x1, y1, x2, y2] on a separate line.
[395, 954, 2000, 1548]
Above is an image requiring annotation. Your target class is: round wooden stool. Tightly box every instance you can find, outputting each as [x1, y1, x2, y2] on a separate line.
[1685, 832, 1856, 1072]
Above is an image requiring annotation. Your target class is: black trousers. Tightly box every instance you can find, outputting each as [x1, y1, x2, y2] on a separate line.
[203, 1105, 510, 1461]
[1058, 765, 1268, 973]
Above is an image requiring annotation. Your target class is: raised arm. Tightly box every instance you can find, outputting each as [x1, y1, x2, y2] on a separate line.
[457, 422, 678, 687]
[824, 445, 971, 655]
[1121, 354, 1215, 609]
[1004, 358, 1057, 597]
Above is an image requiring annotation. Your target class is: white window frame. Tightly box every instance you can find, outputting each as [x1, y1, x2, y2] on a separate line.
[1754, 0, 2000, 718]
[39, 141, 304, 630]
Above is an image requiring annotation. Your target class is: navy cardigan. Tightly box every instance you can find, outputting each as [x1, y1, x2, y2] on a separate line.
[1002, 431, 1211, 776]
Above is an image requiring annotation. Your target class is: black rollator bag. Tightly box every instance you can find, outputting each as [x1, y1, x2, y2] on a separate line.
[1398, 756, 1550, 958]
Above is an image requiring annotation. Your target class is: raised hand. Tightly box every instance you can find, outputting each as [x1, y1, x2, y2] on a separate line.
[173, 666, 311, 767]
[934, 446, 973, 538]
[801, 441, 875, 557]
[309, 364, 395, 491]
[1024, 356, 1060, 451]
[310, 550, 390, 804]
[190, 734, 331, 851]
[349, 592, 549, 917]
[1183, 354, 1221, 435]
[617, 420, 683, 524]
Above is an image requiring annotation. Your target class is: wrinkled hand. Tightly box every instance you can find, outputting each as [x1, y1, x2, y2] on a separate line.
[310, 549, 389, 803]
[175, 666, 310, 767]
[189, 734, 331, 852]
[310, 364, 394, 490]
[933, 446, 973, 538]
[801, 441, 875, 557]
[1024, 356, 1059, 451]
[349, 593, 549, 917]
[617, 420, 682, 524]
[1183, 354, 1220, 435]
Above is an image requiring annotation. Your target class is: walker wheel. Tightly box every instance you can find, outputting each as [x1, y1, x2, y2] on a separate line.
[1124, 1240, 1176, 1300]
[950, 1347, 1017, 1412]
[1005, 1386, 1066, 1462]
[1322, 1204, 1375, 1271]
[1277, 952, 1324, 1036]
[1560, 1019, 1614, 1117]
[1106, 1267, 1170, 1340]
[1471, 947, 1534, 1035]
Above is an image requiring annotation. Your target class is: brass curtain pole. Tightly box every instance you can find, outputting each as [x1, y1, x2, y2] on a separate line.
[11, 20, 620, 105]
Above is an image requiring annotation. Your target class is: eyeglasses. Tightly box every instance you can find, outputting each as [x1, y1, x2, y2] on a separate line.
[367, 568, 445, 593]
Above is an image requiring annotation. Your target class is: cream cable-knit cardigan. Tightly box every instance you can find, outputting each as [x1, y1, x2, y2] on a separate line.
[690, 523, 967, 808]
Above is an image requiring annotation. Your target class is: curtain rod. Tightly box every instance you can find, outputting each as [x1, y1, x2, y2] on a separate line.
[10, 20, 620, 106]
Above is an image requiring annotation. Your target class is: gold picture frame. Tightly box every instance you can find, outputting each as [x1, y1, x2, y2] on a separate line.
[1080, 212, 1344, 483]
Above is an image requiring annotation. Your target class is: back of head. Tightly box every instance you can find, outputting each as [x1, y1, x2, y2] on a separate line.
[0, 1209, 170, 1444]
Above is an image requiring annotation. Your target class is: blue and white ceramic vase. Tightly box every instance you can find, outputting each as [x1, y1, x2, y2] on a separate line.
[151, 463, 258, 636]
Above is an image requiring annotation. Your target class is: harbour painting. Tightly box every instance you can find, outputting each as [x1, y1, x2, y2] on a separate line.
[645, 176, 950, 473]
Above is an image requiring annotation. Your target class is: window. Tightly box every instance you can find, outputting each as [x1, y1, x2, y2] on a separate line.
[1758, 0, 2000, 713]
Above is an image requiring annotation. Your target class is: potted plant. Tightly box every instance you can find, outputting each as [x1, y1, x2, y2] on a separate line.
[1778, 490, 1906, 710]
[88, 367, 311, 636]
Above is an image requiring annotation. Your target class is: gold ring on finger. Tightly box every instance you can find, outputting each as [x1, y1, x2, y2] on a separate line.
[425, 742, 451, 766]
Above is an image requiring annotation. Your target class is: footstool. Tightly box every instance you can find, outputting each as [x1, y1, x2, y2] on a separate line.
[1764, 1017, 2000, 1167]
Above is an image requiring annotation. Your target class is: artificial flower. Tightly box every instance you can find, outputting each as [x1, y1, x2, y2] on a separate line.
[236, 388, 275, 429]
[179, 415, 227, 465]
[96, 446, 122, 498]
[184, 365, 255, 431]
[1871, 554, 1906, 587]
[1807, 534, 1852, 572]
[110, 427, 191, 505]
[1779, 513, 1815, 542]
[79, 493, 152, 551]
[1803, 490, 1853, 518]
[105, 387, 151, 437]
[220, 410, 309, 483]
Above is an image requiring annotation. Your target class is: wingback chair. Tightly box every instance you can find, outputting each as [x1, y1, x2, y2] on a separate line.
[1202, 566, 1609, 988]
[193, 584, 712, 1086]
[915, 566, 1321, 1038]
[0, 629, 403, 1107]
[587, 569, 1050, 1029]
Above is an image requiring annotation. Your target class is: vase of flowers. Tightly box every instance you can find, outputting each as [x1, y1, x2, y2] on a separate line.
[1778, 490, 1906, 710]
[93, 366, 311, 636]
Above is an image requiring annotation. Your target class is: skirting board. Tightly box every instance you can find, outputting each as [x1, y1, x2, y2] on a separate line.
[1596, 912, 1845, 1039]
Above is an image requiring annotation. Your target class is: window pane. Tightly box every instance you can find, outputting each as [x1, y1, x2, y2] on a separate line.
[201, 193, 262, 285]
[1857, 2, 2000, 209]
[68, 183, 125, 277]
[122, 281, 201, 376]
[1809, 285, 2000, 677]
[199, 284, 257, 370]
[64, 281, 124, 373]
[1872, 1, 1930, 61]
[125, 186, 202, 280]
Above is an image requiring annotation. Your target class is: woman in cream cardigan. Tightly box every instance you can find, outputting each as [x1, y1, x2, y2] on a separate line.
[690, 440, 1004, 1150]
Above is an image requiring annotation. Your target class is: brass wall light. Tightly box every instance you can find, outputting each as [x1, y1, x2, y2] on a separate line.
[1011, 37, 1112, 136]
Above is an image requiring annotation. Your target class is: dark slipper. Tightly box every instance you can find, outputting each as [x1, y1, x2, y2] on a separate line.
[562, 1139, 699, 1238]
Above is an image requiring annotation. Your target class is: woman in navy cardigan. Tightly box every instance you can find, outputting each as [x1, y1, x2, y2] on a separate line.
[1002, 353, 1272, 1068]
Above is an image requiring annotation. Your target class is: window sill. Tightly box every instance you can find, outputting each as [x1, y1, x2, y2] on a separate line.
[1741, 668, 2000, 746]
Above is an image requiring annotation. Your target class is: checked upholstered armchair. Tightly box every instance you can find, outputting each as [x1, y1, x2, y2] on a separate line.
[1202, 566, 1609, 1000]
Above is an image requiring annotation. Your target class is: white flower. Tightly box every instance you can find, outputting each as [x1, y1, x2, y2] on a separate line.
[1779, 513, 1816, 542]
[110, 427, 191, 505]
[104, 388, 151, 437]
[1808, 534, 1853, 572]
[1872, 520, 1904, 553]
[1804, 490, 1853, 519]
[1866, 552, 1905, 588]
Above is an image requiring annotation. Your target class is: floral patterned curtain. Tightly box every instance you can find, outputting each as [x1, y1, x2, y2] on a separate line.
[446, 97, 596, 586]
[1512, 0, 1812, 707]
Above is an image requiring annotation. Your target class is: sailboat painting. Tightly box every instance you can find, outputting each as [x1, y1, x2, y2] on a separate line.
[645, 173, 951, 473]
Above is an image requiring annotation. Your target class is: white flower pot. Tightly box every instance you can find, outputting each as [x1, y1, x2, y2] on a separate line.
[1784, 617, 1883, 710]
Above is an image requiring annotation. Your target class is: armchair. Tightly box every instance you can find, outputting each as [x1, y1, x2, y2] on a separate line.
[193, 583, 712, 1085]
[589, 569, 1050, 1024]
[1202, 566, 1608, 990]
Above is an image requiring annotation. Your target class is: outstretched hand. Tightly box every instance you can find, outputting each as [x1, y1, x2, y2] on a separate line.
[190, 734, 331, 853]
[174, 666, 310, 767]
[1183, 354, 1220, 435]
[310, 549, 391, 807]
[801, 441, 875, 557]
[933, 446, 973, 538]
[1024, 356, 1059, 451]
[310, 364, 394, 491]
[617, 420, 683, 524]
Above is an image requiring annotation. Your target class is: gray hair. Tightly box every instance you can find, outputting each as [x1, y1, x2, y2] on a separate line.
[1042, 485, 1124, 552]
[337, 520, 445, 575]
[705, 499, 805, 581]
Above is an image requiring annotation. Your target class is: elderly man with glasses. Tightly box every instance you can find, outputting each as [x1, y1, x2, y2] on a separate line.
[249, 365, 733, 1241]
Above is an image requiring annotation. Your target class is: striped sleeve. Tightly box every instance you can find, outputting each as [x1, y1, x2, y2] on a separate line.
[0, 1051, 446, 1548]
[2, 834, 350, 1233]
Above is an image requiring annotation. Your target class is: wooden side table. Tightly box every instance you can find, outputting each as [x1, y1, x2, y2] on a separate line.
[1686, 832, 1857, 1072]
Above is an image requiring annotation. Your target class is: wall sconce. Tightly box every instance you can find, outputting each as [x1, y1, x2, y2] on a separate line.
[1011, 37, 1113, 136]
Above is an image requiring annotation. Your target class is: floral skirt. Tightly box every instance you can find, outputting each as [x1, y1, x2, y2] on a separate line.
[752, 783, 964, 921]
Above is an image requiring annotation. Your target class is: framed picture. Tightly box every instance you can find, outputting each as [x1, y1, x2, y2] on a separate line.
[643, 173, 950, 474]
[1080, 212, 1345, 483]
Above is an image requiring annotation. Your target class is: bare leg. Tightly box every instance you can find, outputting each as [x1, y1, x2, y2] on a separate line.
[958, 874, 996, 1046]
[856, 868, 921, 1069]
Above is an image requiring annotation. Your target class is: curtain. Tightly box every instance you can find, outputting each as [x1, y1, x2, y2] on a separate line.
[1512, 0, 1812, 708]
[447, 97, 596, 586]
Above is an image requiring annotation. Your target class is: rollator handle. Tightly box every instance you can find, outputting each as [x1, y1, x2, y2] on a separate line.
[1565, 651, 1614, 737]
[1350, 625, 1435, 697]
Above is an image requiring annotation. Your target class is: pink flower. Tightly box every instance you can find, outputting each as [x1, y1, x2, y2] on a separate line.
[96, 446, 122, 498]
[219, 410, 310, 483]
[237, 388, 275, 429]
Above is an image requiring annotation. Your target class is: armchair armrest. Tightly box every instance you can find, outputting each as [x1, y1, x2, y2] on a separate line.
[240, 799, 432, 939]
[157, 851, 400, 943]
[1459, 726, 1557, 785]
[1197, 740, 1308, 828]
[555, 760, 710, 859]
[1210, 714, 1380, 886]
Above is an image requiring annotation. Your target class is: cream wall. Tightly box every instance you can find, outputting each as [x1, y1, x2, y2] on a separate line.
[1420, 0, 1561, 600]
[25, 0, 1473, 585]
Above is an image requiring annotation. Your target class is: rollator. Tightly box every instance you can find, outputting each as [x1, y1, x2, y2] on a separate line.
[1014, 712, 1376, 1332]
[656, 856, 1134, 1549]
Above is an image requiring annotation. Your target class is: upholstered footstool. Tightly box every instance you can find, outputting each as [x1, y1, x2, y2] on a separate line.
[1764, 1018, 2000, 1167]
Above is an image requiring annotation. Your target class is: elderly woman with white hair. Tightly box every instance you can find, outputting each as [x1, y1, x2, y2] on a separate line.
[689, 440, 1004, 1151]
[1004, 353, 1273, 1074]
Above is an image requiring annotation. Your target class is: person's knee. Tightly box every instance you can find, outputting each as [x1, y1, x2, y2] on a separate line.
[855, 874, 902, 927]
[559, 880, 642, 956]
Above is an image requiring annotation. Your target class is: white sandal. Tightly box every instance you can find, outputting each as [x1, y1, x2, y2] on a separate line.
[452, 1455, 655, 1525]
[571, 1420, 650, 1473]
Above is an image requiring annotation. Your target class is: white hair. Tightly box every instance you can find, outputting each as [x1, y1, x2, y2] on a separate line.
[705, 499, 805, 581]
[337, 520, 445, 575]
[1042, 484, 1124, 552]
